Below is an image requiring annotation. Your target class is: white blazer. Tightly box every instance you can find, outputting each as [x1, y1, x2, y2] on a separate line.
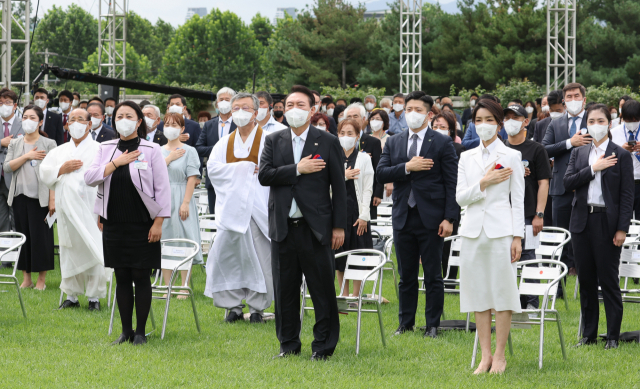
[456, 140, 525, 239]
[349, 151, 374, 222]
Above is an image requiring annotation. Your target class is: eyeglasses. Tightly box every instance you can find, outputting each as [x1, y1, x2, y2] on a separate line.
[0, 102, 14, 106]
[231, 106, 255, 113]
[432, 125, 449, 131]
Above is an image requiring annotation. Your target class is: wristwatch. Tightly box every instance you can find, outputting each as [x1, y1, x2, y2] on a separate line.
[536, 212, 544, 218]
[445, 218, 456, 224]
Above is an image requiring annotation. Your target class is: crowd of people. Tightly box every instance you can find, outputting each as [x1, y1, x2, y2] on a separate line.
[1, 81, 637, 372]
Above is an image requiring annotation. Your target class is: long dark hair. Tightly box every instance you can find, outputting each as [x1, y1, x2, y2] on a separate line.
[585, 103, 613, 139]
[22, 105, 48, 138]
[112, 100, 147, 139]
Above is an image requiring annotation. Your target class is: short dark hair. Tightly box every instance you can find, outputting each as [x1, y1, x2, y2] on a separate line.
[621, 100, 640, 122]
[479, 93, 500, 104]
[562, 82, 586, 98]
[0, 88, 17, 103]
[198, 111, 212, 121]
[472, 99, 504, 124]
[368, 108, 390, 131]
[547, 90, 563, 106]
[431, 111, 457, 140]
[333, 105, 347, 123]
[79, 100, 88, 106]
[72, 92, 81, 99]
[104, 97, 116, 104]
[392, 93, 404, 100]
[113, 101, 147, 139]
[285, 85, 315, 108]
[139, 100, 151, 108]
[273, 100, 284, 108]
[335, 99, 347, 106]
[585, 103, 611, 124]
[87, 102, 105, 115]
[167, 94, 186, 107]
[470, 93, 479, 99]
[535, 97, 542, 105]
[310, 90, 320, 98]
[89, 96, 104, 104]
[34, 87, 49, 96]
[321, 97, 333, 105]
[619, 95, 633, 105]
[58, 89, 74, 101]
[255, 91, 273, 106]
[349, 97, 363, 104]
[509, 99, 523, 106]
[405, 91, 434, 111]
[441, 103, 454, 111]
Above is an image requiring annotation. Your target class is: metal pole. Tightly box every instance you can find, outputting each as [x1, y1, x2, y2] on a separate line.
[546, 0, 550, 93]
[24, 0, 30, 104]
[6, 0, 11, 89]
[97, 0, 102, 96]
[399, 0, 403, 94]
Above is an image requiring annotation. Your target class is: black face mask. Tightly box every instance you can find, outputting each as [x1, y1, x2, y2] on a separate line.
[273, 110, 284, 118]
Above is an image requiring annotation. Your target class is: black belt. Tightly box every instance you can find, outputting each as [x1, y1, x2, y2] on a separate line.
[588, 206, 607, 214]
[287, 218, 306, 227]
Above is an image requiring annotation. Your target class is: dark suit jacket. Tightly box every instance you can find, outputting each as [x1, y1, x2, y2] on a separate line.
[258, 125, 347, 245]
[43, 110, 64, 145]
[542, 113, 588, 196]
[151, 130, 168, 146]
[533, 117, 552, 143]
[526, 118, 538, 139]
[328, 117, 338, 136]
[157, 118, 201, 147]
[359, 133, 383, 199]
[377, 128, 459, 230]
[461, 108, 472, 130]
[453, 142, 466, 158]
[95, 124, 116, 143]
[564, 141, 634, 237]
[195, 116, 237, 189]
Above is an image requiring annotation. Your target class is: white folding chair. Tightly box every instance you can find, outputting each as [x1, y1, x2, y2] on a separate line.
[198, 214, 217, 258]
[532, 227, 571, 309]
[58, 267, 115, 308]
[300, 249, 387, 355]
[382, 238, 399, 299]
[0, 232, 27, 318]
[377, 205, 392, 219]
[195, 190, 209, 216]
[442, 235, 471, 331]
[151, 239, 202, 339]
[471, 259, 568, 370]
[370, 219, 393, 240]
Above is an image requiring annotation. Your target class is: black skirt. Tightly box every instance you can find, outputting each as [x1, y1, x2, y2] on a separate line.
[102, 220, 160, 269]
[14, 195, 54, 273]
[335, 212, 373, 272]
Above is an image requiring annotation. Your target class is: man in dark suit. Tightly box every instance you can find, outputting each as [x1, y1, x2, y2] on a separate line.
[87, 102, 116, 143]
[533, 89, 565, 144]
[33, 88, 64, 145]
[563, 106, 634, 349]
[195, 87, 237, 210]
[461, 93, 478, 130]
[259, 85, 346, 361]
[542, 83, 591, 280]
[377, 91, 459, 338]
[312, 90, 338, 136]
[142, 104, 167, 146]
[157, 94, 201, 147]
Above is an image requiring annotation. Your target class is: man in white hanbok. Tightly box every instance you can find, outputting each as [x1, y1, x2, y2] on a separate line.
[40, 108, 107, 310]
[204, 93, 273, 323]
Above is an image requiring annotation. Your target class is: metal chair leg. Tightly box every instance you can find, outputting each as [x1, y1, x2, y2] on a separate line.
[59, 290, 64, 307]
[355, 298, 363, 355]
[161, 283, 173, 339]
[376, 301, 386, 347]
[471, 330, 479, 368]
[299, 281, 307, 337]
[14, 278, 27, 318]
[107, 273, 113, 308]
[573, 276, 579, 300]
[109, 287, 117, 335]
[577, 309, 583, 340]
[508, 331, 514, 356]
[556, 312, 567, 360]
[465, 312, 470, 332]
[189, 287, 201, 333]
[538, 308, 546, 369]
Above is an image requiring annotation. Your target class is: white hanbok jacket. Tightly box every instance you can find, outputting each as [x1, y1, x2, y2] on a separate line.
[350, 151, 375, 222]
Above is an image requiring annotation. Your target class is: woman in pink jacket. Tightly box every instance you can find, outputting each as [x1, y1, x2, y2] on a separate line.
[85, 101, 170, 346]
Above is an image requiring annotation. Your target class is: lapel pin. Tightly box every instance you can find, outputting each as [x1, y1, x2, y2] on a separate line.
[429, 139, 432, 142]
[612, 152, 616, 157]
[315, 143, 318, 146]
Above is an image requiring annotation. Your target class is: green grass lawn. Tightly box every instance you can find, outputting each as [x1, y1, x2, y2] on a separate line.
[2, 251, 639, 388]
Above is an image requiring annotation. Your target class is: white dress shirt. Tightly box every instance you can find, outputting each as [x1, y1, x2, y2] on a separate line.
[146, 129, 157, 141]
[480, 138, 499, 163]
[0, 113, 16, 133]
[610, 123, 640, 179]
[262, 115, 287, 133]
[92, 124, 103, 140]
[404, 127, 428, 174]
[42, 108, 48, 130]
[588, 138, 608, 207]
[218, 116, 233, 138]
[291, 126, 309, 218]
[565, 110, 585, 149]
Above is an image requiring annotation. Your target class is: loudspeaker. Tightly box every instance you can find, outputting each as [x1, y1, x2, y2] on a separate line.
[99, 85, 118, 103]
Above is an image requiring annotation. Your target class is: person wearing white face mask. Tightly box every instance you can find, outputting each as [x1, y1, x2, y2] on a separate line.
[610, 99, 640, 220]
[456, 99, 525, 374]
[33, 87, 64, 145]
[612, 95, 633, 128]
[462, 93, 479, 131]
[334, 118, 374, 297]
[157, 94, 201, 147]
[377, 91, 459, 340]
[4, 105, 57, 291]
[40, 108, 108, 311]
[141, 104, 167, 146]
[86, 102, 116, 143]
[364, 95, 377, 116]
[542, 83, 591, 280]
[533, 90, 564, 144]
[254, 91, 287, 133]
[72, 92, 81, 109]
[57, 90, 74, 141]
[103, 97, 116, 127]
[311, 90, 338, 135]
[379, 97, 392, 115]
[564, 104, 634, 350]
[388, 93, 408, 134]
[0, 88, 23, 239]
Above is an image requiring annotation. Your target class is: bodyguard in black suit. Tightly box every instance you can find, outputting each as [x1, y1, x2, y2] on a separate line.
[33, 88, 64, 145]
[87, 102, 116, 143]
[377, 91, 459, 338]
[564, 104, 634, 349]
[532, 116, 551, 144]
[259, 85, 346, 360]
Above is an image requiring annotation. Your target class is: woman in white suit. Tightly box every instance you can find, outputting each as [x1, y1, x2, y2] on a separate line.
[456, 99, 525, 374]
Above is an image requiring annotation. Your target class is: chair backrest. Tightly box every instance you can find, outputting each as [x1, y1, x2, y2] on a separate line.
[619, 243, 640, 279]
[370, 219, 393, 238]
[156, 239, 200, 287]
[517, 259, 568, 309]
[535, 227, 570, 260]
[198, 215, 217, 250]
[194, 190, 209, 215]
[0, 232, 26, 277]
[444, 235, 462, 279]
[627, 225, 640, 237]
[337, 249, 386, 297]
[377, 206, 392, 218]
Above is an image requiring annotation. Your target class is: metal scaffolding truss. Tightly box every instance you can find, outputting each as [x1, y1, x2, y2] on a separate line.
[546, 0, 577, 93]
[399, 0, 422, 94]
[0, 0, 31, 103]
[98, 0, 127, 98]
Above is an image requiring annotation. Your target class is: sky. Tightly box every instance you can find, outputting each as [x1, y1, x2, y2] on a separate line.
[32, 0, 460, 26]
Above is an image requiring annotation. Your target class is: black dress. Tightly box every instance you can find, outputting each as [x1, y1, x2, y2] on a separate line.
[335, 151, 373, 272]
[101, 137, 161, 269]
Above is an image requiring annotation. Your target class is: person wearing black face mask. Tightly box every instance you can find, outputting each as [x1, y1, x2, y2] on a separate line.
[272, 100, 288, 127]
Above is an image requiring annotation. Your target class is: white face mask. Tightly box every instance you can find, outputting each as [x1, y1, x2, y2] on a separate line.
[231, 109, 254, 127]
[365, 103, 375, 111]
[525, 107, 534, 114]
[565, 99, 584, 116]
[313, 104, 320, 113]
[370, 119, 383, 131]
[168, 105, 183, 115]
[405, 111, 427, 130]
[72, 100, 79, 108]
[541, 105, 550, 112]
[0, 105, 14, 118]
[91, 117, 103, 130]
[339, 136, 356, 150]
[69, 122, 88, 139]
[625, 122, 640, 133]
[476, 123, 498, 141]
[34, 99, 47, 109]
[115, 118, 138, 137]
[504, 119, 524, 136]
[326, 108, 334, 117]
[338, 116, 345, 123]
[549, 111, 564, 119]
[611, 113, 618, 120]
[22, 119, 39, 134]
[217, 100, 231, 114]
[469, 99, 476, 107]
[587, 124, 608, 142]
[285, 108, 310, 128]
[105, 106, 114, 115]
[393, 103, 404, 112]
[163, 126, 181, 141]
[144, 116, 156, 130]
[256, 108, 268, 121]
[382, 107, 390, 114]
[435, 103, 442, 110]
[59, 102, 70, 112]
[199, 122, 205, 128]
[435, 129, 449, 137]
[316, 126, 327, 131]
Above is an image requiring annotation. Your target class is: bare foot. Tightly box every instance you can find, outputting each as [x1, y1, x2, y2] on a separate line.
[35, 281, 46, 290]
[20, 282, 34, 289]
[489, 357, 506, 374]
[177, 294, 189, 300]
[473, 356, 492, 375]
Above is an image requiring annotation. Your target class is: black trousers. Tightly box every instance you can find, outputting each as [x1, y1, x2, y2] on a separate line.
[441, 219, 459, 279]
[394, 207, 444, 328]
[633, 182, 640, 220]
[573, 212, 623, 341]
[552, 192, 575, 269]
[14, 195, 54, 273]
[207, 188, 216, 215]
[544, 194, 553, 227]
[271, 219, 340, 355]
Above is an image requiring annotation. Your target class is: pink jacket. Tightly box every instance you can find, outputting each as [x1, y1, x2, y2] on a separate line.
[84, 138, 171, 220]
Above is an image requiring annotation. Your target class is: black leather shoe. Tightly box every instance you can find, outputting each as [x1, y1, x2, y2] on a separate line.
[424, 326, 438, 339]
[575, 337, 597, 347]
[272, 349, 301, 359]
[111, 332, 134, 345]
[59, 300, 80, 309]
[393, 326, 414, 336]
[604, 340, 619, 350]
[249, 313, 264, 323]
[310, 352, 329, 361]
[88, 301, 100, 311]
[224, 311, 244, 323]
[132, 334, 147, 345]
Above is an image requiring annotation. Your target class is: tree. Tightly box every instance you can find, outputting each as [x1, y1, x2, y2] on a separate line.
[159, 9, 262, 91]
[82, 42, 152, 84]
[124, 12, 175, 79]
[250, 13, 273, 46]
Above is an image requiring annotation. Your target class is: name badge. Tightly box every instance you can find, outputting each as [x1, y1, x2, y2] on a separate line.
[134, 161, 148, 170]
[30, 160, 37, 167]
